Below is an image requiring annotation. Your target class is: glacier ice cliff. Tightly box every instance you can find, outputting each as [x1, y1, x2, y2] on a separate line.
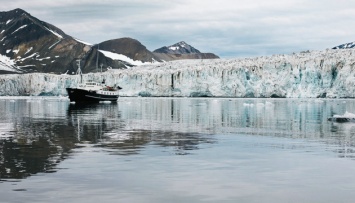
[1, 49, 355, 98]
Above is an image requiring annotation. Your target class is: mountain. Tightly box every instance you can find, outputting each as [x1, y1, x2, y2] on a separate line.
[0, 9, 138, 74]
[154, 41, 201, 54]
[332, 41, 355, 49]
[0, 9, 219, 75]
[153, 41, 219, 61]
[0, 8, 92, 74]
[97, 38, 160, 63]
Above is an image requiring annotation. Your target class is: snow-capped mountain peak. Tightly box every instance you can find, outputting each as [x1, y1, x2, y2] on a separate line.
[332, 41, 355, 49]
[154, 41, 201, 54]
[168, 41, 189, 51]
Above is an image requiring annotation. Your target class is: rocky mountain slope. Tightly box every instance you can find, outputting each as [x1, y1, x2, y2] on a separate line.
[0, 9, 220, 75]
[153, 41, 219, 61]
[0, 8, 144, 74]
[97, 38, 161, 63]
[0, 8, 92, 74]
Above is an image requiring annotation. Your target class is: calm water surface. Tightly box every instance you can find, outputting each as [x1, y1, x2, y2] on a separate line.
[1, 97, 355, 203]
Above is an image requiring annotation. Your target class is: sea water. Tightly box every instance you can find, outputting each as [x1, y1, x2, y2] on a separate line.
[1, 97, 355, 203]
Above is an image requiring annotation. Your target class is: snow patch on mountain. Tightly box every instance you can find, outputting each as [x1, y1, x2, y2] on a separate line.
[24, 47, 33, 55]
[11, 25, 27, 35]
[49, 39, 62, 49]
[99, 50, 154, 66]
[169, 46, 180, 51]
[44, 26, 63, 39]
[0, 54, 20, 72]
[17, 53, 39, 62]
[74, 38, 92, 45]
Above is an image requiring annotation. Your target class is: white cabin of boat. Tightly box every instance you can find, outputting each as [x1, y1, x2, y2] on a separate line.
[76, 80, 119, 96]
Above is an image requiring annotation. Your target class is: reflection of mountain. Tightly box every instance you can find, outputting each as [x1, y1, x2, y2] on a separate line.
[0, 102, 122, 180]
[0, 99, 217, 180]
[0, 137, 60, 179]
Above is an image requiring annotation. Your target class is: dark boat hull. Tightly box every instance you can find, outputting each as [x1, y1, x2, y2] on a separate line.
[66, 88, 118, 103]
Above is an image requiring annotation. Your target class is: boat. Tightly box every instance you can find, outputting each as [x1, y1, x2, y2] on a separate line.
[66, 52, 122, 103]
[66, 79, 121, 103]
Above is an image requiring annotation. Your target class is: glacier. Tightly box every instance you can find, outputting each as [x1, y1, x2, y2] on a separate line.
[1, 48, 355, 98]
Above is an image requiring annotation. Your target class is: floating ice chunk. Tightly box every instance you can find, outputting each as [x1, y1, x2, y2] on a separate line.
[328, 111, 355, 123]
[334, 111, 355, 118]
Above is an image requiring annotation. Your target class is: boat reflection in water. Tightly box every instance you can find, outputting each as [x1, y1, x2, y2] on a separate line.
[68, 101, 216, 156]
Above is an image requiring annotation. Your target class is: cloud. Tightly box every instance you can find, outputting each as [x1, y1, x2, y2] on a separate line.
[2, 0, 355, 58]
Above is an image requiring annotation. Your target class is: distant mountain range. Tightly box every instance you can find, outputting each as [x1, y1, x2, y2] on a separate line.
[332, 41, 355, 49]
[153, 41, 219, 61]
[0, 8, 219, 74]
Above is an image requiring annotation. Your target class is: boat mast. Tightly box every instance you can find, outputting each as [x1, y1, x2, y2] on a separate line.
[96, 44, 99, 73]
[96, 44, 104, 84]
[96, 44, 106, 85]
[76, 59, 82, 83]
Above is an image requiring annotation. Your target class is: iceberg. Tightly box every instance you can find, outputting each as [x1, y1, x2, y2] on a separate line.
[0, 49, 355, 98]
[328, 111, 355, 123]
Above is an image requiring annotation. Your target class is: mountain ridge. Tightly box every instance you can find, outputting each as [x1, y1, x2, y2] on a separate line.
[0, 8, 92, 74]
[97, 37, 161, 63]
[332, 41, 355, 49]
[154, 41, 201, 54]
[0, 8, 219, 74]
[153, 41, 219, 61]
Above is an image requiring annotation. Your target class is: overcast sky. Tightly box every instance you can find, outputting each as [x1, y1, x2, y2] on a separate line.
[2, 0, 355, 58]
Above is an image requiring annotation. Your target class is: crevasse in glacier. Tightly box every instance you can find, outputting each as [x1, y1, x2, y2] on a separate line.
[0, 49, 355, 98]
